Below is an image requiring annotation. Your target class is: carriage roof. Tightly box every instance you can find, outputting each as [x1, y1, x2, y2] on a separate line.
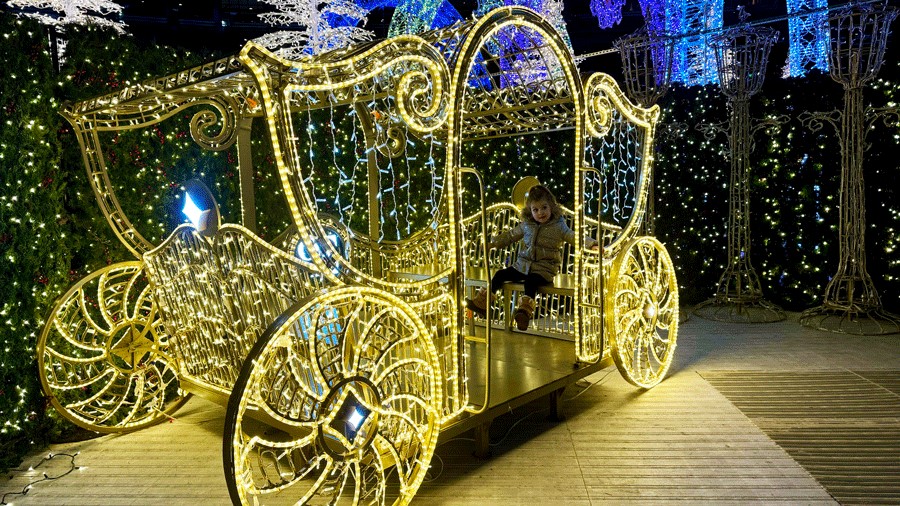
[62, 7, 578, 141]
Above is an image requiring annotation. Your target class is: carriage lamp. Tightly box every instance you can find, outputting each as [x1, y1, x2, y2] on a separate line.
[182, 193, 211, 232]
[294, 230, 344, 262]
[181, 179, 220, 237]
[294, 223, 349, 278]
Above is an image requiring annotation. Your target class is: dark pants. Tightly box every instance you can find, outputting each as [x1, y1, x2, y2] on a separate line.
[490, 267, 550, 298]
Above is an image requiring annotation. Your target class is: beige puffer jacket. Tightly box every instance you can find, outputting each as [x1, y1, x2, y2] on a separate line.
[491, 215, 597, 282]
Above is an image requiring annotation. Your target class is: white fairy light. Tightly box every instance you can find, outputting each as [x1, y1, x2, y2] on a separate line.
[254, 0, 374, 58]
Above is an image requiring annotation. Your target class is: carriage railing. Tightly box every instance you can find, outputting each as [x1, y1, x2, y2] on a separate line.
[145, 223, 468, 420]
[456, 203, 616, 338]
[143, 225, 328, 395]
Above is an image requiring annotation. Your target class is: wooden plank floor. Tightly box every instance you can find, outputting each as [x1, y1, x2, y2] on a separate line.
[5, 311, 899, 505]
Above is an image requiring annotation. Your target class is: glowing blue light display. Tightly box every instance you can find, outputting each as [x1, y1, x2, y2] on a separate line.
[639, 0, 667, 35]
[785, 0, 829, 77]
[667, 0, 723, 86]
[354, 0, 461, 36]
[591, 0, 627, 29]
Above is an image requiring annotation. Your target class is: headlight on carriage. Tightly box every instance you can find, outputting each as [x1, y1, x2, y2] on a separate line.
[181, 179, 220, 236]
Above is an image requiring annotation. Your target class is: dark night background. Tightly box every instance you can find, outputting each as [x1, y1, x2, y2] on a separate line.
[117, 0, 795, 75]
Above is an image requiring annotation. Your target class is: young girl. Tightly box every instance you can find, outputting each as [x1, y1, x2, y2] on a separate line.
[466, 184, 598, 330]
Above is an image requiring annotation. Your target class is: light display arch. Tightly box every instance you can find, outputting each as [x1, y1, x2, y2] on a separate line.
[41, 7, 678, 505]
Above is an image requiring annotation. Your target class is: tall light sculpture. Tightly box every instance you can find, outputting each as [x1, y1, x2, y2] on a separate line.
[614, 27, 674, 235]
[694, 23, 786, 323]
[799, 2, 899, 335]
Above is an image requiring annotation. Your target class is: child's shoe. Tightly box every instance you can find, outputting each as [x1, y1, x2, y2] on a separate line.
[465, 288, 490, 318]
[514, 295, 536, 331]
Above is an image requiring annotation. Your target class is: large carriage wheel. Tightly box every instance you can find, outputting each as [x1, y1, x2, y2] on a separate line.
[607, 237, 678, 388]
[38, 261, 187, 433]
[224, 286, 443, 506]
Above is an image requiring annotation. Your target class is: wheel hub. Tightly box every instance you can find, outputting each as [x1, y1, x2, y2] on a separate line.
[318, 377, 381, 461]
[108, 322, 156, 372]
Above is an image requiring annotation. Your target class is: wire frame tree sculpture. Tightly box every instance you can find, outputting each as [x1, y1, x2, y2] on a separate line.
[694, 24, 786, 323]
[799, 2, 900, 335]
[614, 27, 674, 235]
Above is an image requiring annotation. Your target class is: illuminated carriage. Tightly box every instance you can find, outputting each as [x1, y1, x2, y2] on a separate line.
[39, 7, 677, 505]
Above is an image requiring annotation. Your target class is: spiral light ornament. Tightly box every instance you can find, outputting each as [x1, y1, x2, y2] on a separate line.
[38, 262, 187, 432]
[225, 287, 442, 505]
[607, 237, 678, 388]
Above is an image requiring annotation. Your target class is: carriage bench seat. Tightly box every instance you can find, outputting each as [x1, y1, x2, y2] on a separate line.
[463, 267, 578, 334]
[499, 273, 577, 331]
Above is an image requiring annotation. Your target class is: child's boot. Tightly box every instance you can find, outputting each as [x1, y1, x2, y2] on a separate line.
[514, 295, 536, 331]
[466, 288, 490, 318]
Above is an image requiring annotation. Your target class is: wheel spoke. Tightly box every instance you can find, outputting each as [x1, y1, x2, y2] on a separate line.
[311, 302, 351, 387]
[237, 432, 329, 496]
[353, 446, 386, 505]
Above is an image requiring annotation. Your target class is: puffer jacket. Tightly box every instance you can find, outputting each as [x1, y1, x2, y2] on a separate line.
[491, 215, 597, 282]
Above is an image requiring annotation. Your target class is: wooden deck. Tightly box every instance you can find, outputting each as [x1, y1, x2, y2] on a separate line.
[5, 311, 900, 505]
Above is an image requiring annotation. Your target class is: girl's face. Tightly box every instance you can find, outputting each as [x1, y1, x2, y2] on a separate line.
[529, 199, 551, 224]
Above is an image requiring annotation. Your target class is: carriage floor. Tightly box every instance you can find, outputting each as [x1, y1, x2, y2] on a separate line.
[438, 325, 611, 449]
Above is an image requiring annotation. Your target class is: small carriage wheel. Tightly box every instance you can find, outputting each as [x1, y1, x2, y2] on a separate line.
[224, 286, 443, 506]
[38, 261, 188, 433]
[607, 237, 679, 388]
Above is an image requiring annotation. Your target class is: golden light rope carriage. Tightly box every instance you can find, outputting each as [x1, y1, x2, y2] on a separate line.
[39, 7, 678, 504]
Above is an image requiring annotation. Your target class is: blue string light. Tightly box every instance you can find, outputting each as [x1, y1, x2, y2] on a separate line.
[785, 0, 829, 77]
[667, 0, 722, 86]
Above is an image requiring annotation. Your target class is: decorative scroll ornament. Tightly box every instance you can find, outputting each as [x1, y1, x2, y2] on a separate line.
[269, 36, 451, 134]
[396, 67, 448, 133]
[586, 93, 613, 138]
[189, 96, 240, 151]
[372, 109, 406, 158]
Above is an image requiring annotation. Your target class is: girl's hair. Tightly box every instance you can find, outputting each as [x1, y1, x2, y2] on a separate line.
[521, 184, 562, 222]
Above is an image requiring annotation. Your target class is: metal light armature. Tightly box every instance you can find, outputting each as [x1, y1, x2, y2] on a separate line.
[614, 27, 674, 109]
[614, 26, 674, 237]
[799, 2, 900, 335]
[39, 7, 681, 505]
[694, 23, 787, 324]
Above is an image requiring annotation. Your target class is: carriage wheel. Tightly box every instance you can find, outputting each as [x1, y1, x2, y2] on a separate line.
[38, 261, 187, 433]
[607, 237, 678, 388]
[224, 286, 443, 506]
